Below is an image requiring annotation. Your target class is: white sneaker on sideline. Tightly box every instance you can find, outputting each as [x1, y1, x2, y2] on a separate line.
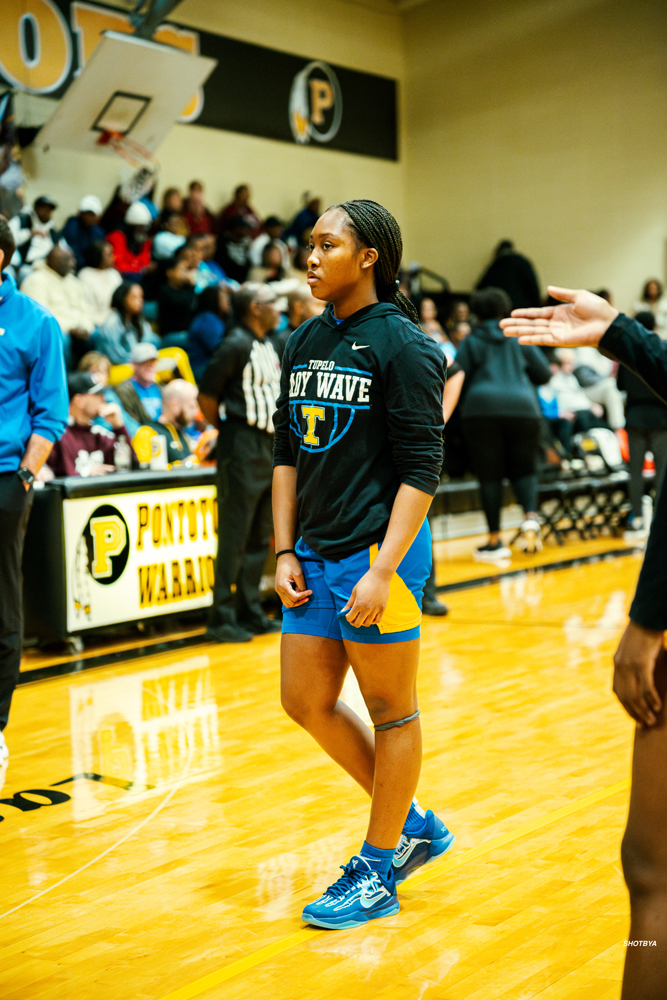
[516, 518, 542, 554]
[473, 542, 512, 563]
[0, 730, 8, 764]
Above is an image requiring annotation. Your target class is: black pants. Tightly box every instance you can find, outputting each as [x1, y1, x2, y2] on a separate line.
[0, 472, 34, 731]
[627, 427, 667, 517]
[463, 415, 541, 533]
[209, 421, 274, 628]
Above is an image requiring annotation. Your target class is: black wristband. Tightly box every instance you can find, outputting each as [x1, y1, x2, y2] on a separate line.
[275, 549, 296, 559]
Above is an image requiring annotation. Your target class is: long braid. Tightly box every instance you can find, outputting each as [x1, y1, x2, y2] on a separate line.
[330, 199, 421, 327]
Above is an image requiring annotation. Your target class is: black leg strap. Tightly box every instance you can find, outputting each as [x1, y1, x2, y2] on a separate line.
[374, 709, 421, 732]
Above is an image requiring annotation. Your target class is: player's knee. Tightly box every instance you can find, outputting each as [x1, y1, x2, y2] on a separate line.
[621, 827, 667, 901]
[364, 694, 415, 729]
[280, 685, 333, 728]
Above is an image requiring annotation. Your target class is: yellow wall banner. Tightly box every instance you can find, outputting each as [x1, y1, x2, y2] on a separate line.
[63, 484, 217, 631]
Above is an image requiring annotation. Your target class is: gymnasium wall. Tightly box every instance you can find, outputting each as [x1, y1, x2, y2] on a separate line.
[15, 0, 405, 228]
[402, 0, 667, 311]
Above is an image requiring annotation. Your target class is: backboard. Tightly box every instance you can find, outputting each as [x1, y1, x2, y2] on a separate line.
[38, 32, 217, 156]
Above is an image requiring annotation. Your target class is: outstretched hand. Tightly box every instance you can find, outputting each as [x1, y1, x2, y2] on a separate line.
[500, 286, 619, 347]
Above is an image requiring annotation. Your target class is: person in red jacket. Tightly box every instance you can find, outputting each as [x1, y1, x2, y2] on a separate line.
[46, 373, 133, 478]
[106, 202, 152, 277]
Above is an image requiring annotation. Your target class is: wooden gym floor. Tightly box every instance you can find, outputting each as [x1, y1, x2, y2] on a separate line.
[1, 542, 641, 999]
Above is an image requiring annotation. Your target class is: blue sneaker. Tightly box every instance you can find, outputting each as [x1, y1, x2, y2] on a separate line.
[302, 855, 399, 929]
[392, 810, 455, 885]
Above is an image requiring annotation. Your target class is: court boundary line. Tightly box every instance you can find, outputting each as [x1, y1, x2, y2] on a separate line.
[436, 546, 641, 594]
[157, 777, 630, 1000]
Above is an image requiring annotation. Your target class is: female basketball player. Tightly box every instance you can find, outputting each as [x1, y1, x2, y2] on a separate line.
[502, 287, 667, 1000]
[272, 200, 454, 930]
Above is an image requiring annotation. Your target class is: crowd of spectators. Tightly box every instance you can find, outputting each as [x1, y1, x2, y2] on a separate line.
[0, 182, 326, 487]
[2, 181, 666, 552]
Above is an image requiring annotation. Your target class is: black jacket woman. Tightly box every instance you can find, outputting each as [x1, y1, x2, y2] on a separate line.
[456, 287, 551, 561]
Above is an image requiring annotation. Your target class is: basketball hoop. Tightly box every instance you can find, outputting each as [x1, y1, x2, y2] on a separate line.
[97, 128, 159, 202]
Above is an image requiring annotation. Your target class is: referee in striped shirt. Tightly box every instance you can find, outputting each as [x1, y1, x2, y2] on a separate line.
[199, 283, 282, 642]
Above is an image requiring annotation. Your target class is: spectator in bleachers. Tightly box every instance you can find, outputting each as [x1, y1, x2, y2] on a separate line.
[78, 350, 141, 438]
[188, 284, 230, 382]
[448, 319, 471, 352]
[183, 181, 215, 236]
[155, 187, 186, 234]
[94, 281, 159, 365]
[633, 279, 667, 339]
[159, 210, 188, 236]
[617, 312, 667, 533]
[61, 196, 105, 269]
[456, 287, 551, 561]
[216, 215, 252, 283]
[141, 231, 186, 303]
[249, 241, 301, 293]
[419, 298, 446, 344]
[47, 373, 131, 478]
[217, 184, 262, 239]
[9, 194, 58, 275]
[268, 286, 325, 361]
[150, 380, 199, 463]
[198, 233, 226, 287]
[476, 239, 541, 309]
[78, 350, 111, 384]
[249, 216, 289, 269]
[21, 246, 95, 366]
[572, 343, 625, 430]
[157, 254, 198, 343]
[538, 348, 610, 454]
[106, 202, 153, 277]
[114, 343, 163, 425]
[445, 299, 470, 335]
[77, 240, 122, 327]
[283, 195, 321, 247]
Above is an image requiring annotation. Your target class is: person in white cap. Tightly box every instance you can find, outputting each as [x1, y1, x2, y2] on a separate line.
[114, 342, 164, 426]
[107, 201, 153, 277]
[60, 195, 105, 269]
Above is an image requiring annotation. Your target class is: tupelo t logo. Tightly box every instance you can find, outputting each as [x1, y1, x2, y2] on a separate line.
[289, 60, 343, 146]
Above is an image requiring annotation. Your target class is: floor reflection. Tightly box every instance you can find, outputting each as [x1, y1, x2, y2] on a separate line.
[69, 655, 219, 818]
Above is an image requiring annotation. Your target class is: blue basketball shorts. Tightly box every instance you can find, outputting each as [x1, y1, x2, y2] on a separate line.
[281, 518, 432, 645]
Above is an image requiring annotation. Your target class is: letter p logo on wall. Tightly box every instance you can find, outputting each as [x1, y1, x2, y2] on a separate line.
[90, 515, 127, 579]
[289, 60, 342, 145]
[80, 504, 130, 586]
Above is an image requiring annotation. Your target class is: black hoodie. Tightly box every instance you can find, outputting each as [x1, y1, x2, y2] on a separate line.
[456, 319, 551, 420]
[273, 301, 446, 559]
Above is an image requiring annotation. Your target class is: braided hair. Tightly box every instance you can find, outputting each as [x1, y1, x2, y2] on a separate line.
[330, 199, 421, 326]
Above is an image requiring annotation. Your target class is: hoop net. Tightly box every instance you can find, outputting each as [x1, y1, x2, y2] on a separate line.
[97, 129, 159, 202]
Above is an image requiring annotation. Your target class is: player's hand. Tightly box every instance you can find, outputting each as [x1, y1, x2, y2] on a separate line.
[89, 463, 116, 476]
[500, 287, 619, 347]
[613, 621, 666, 727]
[275, 553, 312, 608]
[343, 566, 391, 628]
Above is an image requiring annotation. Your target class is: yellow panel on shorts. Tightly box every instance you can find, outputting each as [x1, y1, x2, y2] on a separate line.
[369, 543, 422, 634]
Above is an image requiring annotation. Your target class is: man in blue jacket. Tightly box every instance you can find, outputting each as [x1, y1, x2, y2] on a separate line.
[0, 217, 68, 763]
